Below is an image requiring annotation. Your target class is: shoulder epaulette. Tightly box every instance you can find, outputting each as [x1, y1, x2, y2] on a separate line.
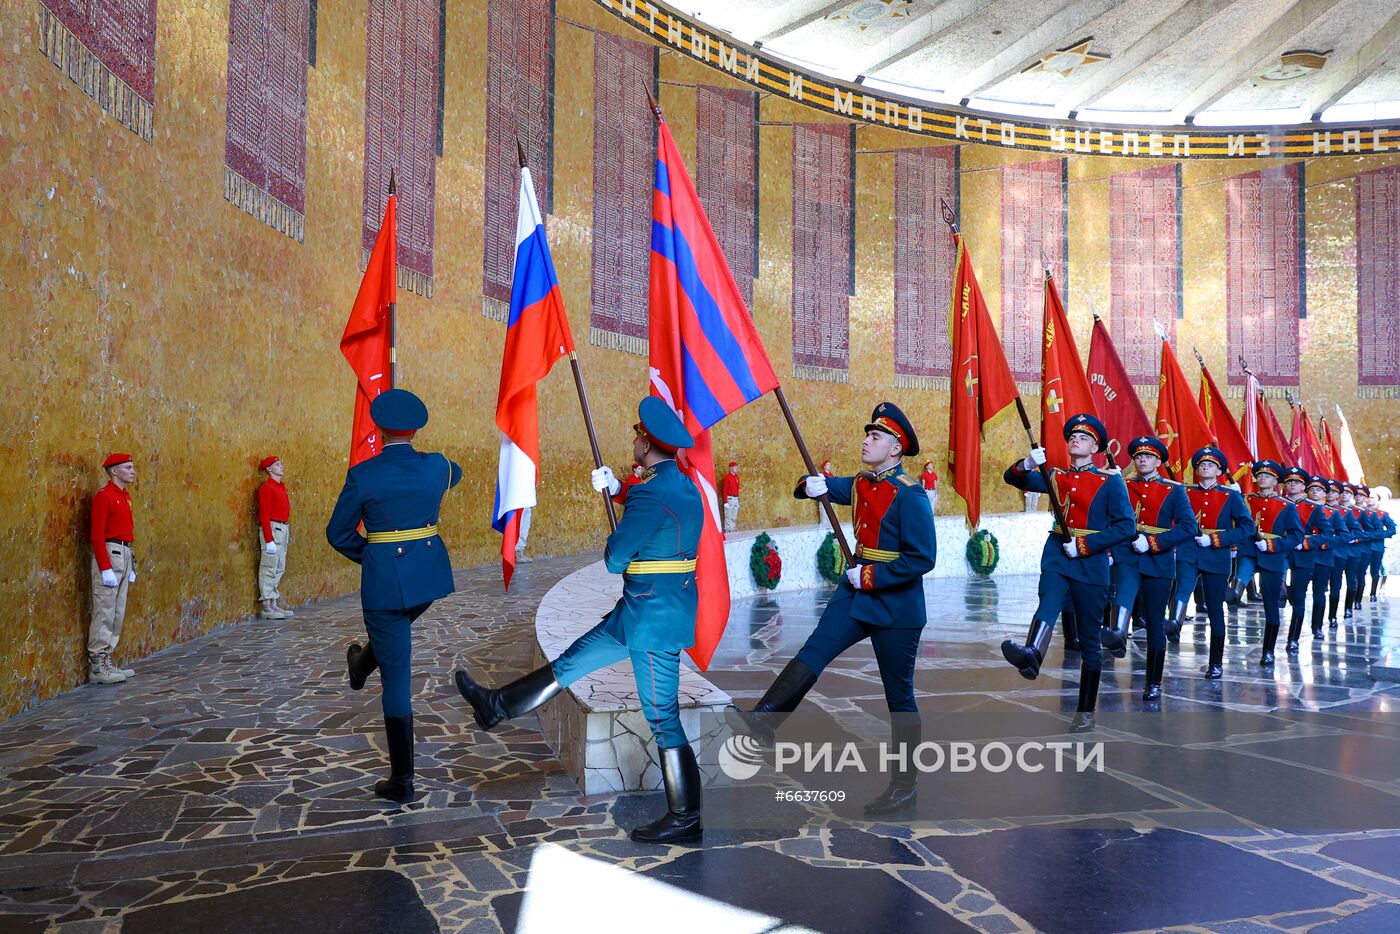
[897, 474, 918, 487]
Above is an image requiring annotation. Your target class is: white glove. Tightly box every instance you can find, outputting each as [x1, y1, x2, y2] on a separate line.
[1104, 465, 1123, 475]
[1132, 534, 1150, 554]
[266, 541, 278, 555]
[1294, 542, 1304, 551]
[1024, 447, 1048, 470]
[127, 569, 136, 583]
[591, 466, 621, 496]
[845, 566, 862, 588]
[1254, 540, 1268, 552]
[1107, 553, 1114, 566]
[101, 569, 119, 588]
[1062, 541, 1078, 559]
[804, 475, 829, 498]
[1195, 534, 1212, 548]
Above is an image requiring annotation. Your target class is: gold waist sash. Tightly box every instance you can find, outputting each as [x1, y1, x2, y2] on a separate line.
[365, 524, 439, 544]
[625, 559, 697, 574]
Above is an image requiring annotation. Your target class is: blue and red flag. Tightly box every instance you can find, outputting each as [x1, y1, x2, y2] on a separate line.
[650, 110, 780, 670]
[493, 164, 575, 589]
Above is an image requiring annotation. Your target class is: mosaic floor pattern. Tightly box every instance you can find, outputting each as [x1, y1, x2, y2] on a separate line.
[2, 556, 1400, 933]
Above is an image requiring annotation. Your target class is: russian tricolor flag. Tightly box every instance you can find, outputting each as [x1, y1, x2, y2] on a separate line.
[493, 165, 574, 589]
[650, 111, 780, 670]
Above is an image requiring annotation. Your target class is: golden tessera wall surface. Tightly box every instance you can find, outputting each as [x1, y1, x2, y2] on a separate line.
[1, 0, 1397, 719]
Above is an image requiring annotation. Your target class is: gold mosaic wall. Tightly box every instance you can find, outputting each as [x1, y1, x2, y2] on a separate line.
[2, 0, 1397, 718]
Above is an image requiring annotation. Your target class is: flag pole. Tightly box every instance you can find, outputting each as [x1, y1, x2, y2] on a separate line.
[517, 140, 617, 531]
[387, 169, 397, 388]
[644, 81, 851, 561]
[939, 197, 1070, 542]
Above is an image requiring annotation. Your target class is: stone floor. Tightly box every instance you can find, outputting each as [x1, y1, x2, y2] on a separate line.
[2, 556, 1399, 933]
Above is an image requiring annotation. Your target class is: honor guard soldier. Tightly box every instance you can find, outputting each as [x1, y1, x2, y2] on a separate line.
[1363, 487, 1395, 602]
[1343, 484, 1376, 614]
[455, 398, 706, 844]
[1099, 436, 1196, 702]
[256, 456, 293, 620]
[1170, 447, 1256, 679]
[727, 403, 936, 815]
[1236, 461, 1303, 667]
[1304, 476, 1339, 639]
[88, 453, 139, 685]
[326, 389, 462, 803]
[1282, 467, 1326, 653]
[1000, 414, 1134, 730]
[1324, 480, 1357, 626]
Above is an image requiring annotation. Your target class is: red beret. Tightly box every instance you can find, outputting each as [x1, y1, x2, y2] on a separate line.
[728, 461, 738, 467]
[103, 452, 132, 470]
[259, 456, 279, 471]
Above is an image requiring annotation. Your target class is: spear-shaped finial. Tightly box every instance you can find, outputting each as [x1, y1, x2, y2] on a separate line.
[388, 168, 396, 196]
[938, 196, 958, 233]
[517, 138, 528, 169]
[1153, 320, 1168, 341]
[1193, 346, 1205, 368]
[1040, 249, 1052, 276]
[644, 82, 663, 120]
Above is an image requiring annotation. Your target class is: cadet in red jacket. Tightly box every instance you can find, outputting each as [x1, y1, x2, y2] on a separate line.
[722, 461, 740, 532]
[89, 453, 138, 685]
[256, 456, 293, 620]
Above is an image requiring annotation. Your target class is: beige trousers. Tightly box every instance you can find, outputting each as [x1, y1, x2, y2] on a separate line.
[89, 543, 131, 657]
[723, 496, 739, 532]
[259, 522, 290, 600]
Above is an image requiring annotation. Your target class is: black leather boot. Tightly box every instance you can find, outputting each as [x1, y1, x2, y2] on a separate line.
[1061, 608, 1082, 652]
[1002, 619, 1054, 680]
[1246, 579, 1260, 603]
[1070, 666, 1100, 733]
[1225, 576, 1243, 607]
[1142, 648, 1163, 702]
[1100, 605, 1131, 658]
[1285, 615, 1303, 655]
[454, 665, 563, 731]
[1204, 632, 1224, 680]
[631, 744, 703, 844]
[865, 717, 921, 817]
[1260, 623, 1279, 668]
[375, 715, 415, 803]
[347, 641, 378, 691]
[725, 659, 819, 745]
[1166, 600, 1187, 645]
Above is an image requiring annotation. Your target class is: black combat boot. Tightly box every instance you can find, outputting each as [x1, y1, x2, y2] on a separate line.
[1142, 648, 1164, 702]
[347, 641, 379, 691]
[631, 744, 703, 844]
[1002, 619, 1055, 680]
[725, 659, 819, 745]
[1070, 666, 1100, 733]
[1061, 608, 1082, 652]
[375, 715, 415, 803]
[1166, 600, 1187, 645]
[1100, 605, 1131, 658]
[1203, 632, 1224, 680]
[865, 716, 921, 817]
[454, 665, 563, 731]
[1260, 623, 1279, 668]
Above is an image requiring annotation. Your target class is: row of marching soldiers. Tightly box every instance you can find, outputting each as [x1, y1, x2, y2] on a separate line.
[999, 413, 1395, 732]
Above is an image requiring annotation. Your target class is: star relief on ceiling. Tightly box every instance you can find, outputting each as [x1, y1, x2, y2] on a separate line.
[827, 0, 915, 32]
[1028, 38, 1110, 77]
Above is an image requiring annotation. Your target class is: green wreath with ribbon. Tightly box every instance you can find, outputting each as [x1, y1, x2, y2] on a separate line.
[816, 531, 848, 585]
[750, 533, 782, 590]
[966, 528, 1000, 577]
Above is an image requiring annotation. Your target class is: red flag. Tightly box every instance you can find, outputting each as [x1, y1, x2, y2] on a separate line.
[947, 233, 1019, 529]
[1259, 395, 1293, 468]
[341, 193, 396, 466]
[1197, 363, 1254, 491]
[1038, 273, 1096, 469]
[1319, 418, 1346, 480]
[1288, 406, 1322, 475]
[1086, 315, 1153, 467]
[650, 112, 780, 670]
[1154, 339, 1214, 480]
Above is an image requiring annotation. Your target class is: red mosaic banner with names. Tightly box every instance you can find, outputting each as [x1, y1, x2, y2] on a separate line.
[588, 30, 655, 354]
[36, 0, 156, 140]
[893, 146, 957, 388]
[1226, 164, 1302, 388]
[695, 86, 758, 313]
[225, 0, 311, 243]
[1110, 163, 1181, 388]
[1000, 158, 1067, 385]
[482, 0, 555, 319]
[1356, 164, 1400, 396]
[791, 122, 854, 382]
[362, 0, 440, 298]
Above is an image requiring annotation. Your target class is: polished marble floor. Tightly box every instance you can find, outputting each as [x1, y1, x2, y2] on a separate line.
[2, 556, 1399, 933]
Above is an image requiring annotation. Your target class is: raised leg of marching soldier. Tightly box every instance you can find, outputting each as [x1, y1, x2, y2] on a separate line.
[1170, 560, 1198, 647]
